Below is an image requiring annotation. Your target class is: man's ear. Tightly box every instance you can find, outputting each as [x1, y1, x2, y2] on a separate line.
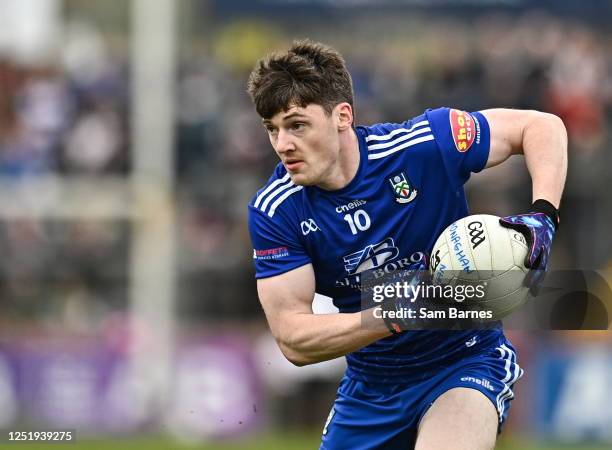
[335, 102, 353, 131]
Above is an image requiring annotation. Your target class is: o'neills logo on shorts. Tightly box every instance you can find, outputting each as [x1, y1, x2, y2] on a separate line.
[449, 109, 476, 152]
[460, 376, 495, 392]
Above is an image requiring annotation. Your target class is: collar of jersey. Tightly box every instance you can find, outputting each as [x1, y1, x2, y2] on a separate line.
[312, 127, 368, 196]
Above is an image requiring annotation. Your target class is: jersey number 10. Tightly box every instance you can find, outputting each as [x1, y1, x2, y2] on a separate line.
[343, 210, 371, 235]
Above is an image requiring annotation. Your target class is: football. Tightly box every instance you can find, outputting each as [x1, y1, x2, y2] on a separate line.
[430, 214, 530, 319]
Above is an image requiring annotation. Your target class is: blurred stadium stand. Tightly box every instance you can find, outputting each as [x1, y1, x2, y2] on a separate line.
[0, 0, 610, 447]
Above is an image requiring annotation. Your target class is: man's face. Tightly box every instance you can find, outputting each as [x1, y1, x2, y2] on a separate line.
[263, 104, 341, 186]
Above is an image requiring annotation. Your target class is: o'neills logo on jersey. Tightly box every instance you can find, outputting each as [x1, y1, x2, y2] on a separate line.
[335, 199, 367, 214]
[449, 109, 476, 152]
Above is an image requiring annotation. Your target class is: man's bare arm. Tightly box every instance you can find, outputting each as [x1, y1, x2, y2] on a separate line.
[482, 109, 568, 208]
[258, 263, 390, 366]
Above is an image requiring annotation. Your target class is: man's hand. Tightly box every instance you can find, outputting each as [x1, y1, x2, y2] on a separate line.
[499, 199, 559, 292]
[379, 254, 434, 333]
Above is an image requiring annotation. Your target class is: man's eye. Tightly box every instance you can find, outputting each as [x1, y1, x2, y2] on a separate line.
[291, 122, 305, 131]
[266, 127, 277, 134]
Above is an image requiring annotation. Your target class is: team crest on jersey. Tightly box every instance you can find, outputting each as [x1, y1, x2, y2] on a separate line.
[388, 172, 418, 204]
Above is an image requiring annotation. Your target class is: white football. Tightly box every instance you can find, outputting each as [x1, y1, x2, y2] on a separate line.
[430, 214, 529, 319]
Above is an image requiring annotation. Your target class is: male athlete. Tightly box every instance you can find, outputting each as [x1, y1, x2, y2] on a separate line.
[246, 40, 566, 450]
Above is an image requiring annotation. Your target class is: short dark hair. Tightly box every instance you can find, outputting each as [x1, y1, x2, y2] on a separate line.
[246, 39, 354, 120]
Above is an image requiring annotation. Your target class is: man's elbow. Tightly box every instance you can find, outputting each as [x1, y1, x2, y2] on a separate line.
[274, 331, 318, 366]
[521, 111, 568, 155]
[278, 341, 313, 367]
[286, 354, 311, 367]
[537, 111, 567, 140]
[544, 112, 568, 154]
[544, 111, 566, 129]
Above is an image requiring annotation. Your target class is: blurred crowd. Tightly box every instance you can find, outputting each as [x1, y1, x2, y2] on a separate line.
[0, 10, 611, 331]
[0, 19, 130, 333]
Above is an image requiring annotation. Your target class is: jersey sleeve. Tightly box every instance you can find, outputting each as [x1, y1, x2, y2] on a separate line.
[425, 107, 491, 188]
[248, 205, 311, 279]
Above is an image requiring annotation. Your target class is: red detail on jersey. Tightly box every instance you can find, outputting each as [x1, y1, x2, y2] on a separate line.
[254, 247, 289, 260]
[449, 109, 475, 152]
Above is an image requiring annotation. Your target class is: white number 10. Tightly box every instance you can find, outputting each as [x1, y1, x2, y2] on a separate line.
[343, 209, 371, 235]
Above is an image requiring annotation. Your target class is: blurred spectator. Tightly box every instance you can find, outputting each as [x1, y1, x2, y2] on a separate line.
[62, 102, 124, 173]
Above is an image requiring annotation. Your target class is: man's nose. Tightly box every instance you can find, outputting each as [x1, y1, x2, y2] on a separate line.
[275, 129, 295, 153]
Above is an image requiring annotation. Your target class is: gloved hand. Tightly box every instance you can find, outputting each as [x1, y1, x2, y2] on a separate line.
[499, 199, 559, 293]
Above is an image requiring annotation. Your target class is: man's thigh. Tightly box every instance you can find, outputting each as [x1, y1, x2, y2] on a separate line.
[320, 376, 419, 450]
[415, 387, 498, 450]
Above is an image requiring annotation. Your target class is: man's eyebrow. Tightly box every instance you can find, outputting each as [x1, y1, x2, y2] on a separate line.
[262, 112, 307, 126]
[281, 112, 307, 121]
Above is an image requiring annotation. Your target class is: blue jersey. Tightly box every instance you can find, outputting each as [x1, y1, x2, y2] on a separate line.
[248, 107, 506, 383]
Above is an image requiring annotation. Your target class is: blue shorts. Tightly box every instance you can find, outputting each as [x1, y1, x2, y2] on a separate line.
[320, 343, 523, 450]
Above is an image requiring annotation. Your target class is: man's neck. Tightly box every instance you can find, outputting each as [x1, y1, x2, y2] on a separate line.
[317, 128, 360, 191]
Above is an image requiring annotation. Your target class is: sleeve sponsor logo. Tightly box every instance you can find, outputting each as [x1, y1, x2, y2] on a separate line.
[253, 246, 289, 260]
[449, 109, 476, 152]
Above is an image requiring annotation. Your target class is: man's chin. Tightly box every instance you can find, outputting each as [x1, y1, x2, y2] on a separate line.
[288, 172, 315, 187]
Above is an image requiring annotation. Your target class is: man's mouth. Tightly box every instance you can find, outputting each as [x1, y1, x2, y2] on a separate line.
[285, 160, 304, 171]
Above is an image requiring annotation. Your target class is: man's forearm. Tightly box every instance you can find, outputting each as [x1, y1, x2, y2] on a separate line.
[274, 309, 390, 366]
[522, 113, 568, 208]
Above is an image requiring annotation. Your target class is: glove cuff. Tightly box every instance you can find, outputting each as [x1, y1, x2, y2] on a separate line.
[380, 299, 403, 334]
[531, 199, 560, 230]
